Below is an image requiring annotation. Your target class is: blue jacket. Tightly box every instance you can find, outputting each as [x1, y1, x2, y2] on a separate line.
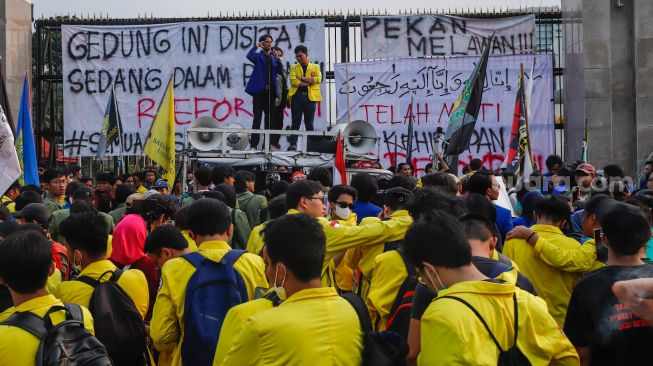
[245, 46, 283, 96]
[495, 204, 514, 243]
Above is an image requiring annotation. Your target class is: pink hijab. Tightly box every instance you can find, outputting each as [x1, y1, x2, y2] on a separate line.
[110, 214, 148, 266]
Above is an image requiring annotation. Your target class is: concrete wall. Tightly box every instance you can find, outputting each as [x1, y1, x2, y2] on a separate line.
[0, 0, 32, 125]
[564, 0, 653, 175]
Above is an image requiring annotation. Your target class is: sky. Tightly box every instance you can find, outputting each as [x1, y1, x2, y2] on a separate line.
[34, 0, 560, 19]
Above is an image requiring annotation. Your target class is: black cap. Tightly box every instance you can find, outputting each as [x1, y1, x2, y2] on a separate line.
[11, 203, 51, 225]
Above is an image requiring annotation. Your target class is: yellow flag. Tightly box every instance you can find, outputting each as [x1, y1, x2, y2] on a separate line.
[144, 77, 176, 185]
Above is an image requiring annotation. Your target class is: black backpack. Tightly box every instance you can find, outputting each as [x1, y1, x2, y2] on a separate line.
[384, 249, 418, 338]
[77, 269, 148, 366]
[1, 303, 113, 365]
[342, 292, 408, 366]
[435, 293, 531, 366]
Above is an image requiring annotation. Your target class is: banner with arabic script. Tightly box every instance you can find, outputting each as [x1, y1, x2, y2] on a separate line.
[334, 54, 554, 174]
[361, 14, 535, 59]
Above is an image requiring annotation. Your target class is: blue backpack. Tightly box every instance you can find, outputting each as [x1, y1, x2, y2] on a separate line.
[180, 250, 248, 366]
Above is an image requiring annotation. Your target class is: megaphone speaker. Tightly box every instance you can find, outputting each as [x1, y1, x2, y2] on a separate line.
[343, 120, 377, 155]
[188, 116, 221, 151]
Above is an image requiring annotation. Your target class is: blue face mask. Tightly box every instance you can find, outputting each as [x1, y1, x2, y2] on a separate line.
[425, 266, 447, 291]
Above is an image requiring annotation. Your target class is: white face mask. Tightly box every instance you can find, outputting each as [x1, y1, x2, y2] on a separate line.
[272, 263, 287, 300]
[424, 265, 447, 292]
[334, 206, 352, 220]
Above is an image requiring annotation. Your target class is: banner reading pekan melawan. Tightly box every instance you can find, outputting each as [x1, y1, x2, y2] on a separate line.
[334, 54, 554, 173]
[361, 14, 535, 60]
[62, 19, 325, 157]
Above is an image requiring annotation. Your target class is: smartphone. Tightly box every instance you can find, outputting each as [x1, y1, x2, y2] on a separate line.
[594, 228, 602, 245]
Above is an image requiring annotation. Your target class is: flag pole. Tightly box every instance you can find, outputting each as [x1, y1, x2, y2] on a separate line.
[113, 82, 127, 175]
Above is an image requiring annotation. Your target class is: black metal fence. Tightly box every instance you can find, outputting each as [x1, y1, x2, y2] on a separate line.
[33, 7, 563, 166]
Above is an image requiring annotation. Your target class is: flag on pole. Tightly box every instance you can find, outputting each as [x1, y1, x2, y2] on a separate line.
[501, 64, 535, 180]
[143, 76, 176, 185]
[15, 73, 39, 186]
[97, 86, 123, 157]
[334, 132, 347, 185]
[0, 105, 21, 194]
[523, 60, 537, 177]
[444, 34, 494, 158]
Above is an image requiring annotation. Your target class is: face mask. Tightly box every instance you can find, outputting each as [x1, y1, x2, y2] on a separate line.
[272, 263, 287, 300]
[425, 265, 447, 292]
[334, 206, 351, 220]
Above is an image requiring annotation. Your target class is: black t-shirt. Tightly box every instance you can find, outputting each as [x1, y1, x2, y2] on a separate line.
[564, 264, 653, 366]
[410, 256, 538, 320]
[297, 64, 309, 94]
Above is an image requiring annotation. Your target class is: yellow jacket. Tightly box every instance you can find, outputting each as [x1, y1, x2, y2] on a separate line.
[419, 278, 579, 366]
[288, 62, 322, 101]
[366, 250, 407, 330]
[1, 195, 15, 212]
[346, 211, 410, 298]
[245, 221, 266, 256]
[54, 259, 150, 319]
[214, 298, 275, 365]
[150, 240, 268, 366]
[181, 230, 198, 251]
[329, 214, 358, 292]
[219, 287, 362, 366]
[503, 224, 583, 327]
[533, 237, 605, 272]
[0, 295, 95, 366]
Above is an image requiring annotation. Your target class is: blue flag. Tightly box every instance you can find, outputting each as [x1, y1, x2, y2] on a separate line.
[16, 74, 39, 186]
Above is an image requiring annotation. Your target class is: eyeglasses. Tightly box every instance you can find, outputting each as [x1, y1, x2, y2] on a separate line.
[307, 195, 324, 201]
[335, 201, 355, 210]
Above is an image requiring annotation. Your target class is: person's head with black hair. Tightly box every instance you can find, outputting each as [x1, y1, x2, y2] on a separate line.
[140, 194, 176, 230]
[580, 195, 616, 238]
[69, 165, 82, 180]
[421, 172, 457, 194]
[397, 162, 414, 177]
[467, 158, 482, 172]
[609, 180, 630, 202]
[3, 180, 21, 201]
[212, 166, 235, 187]
[72, 186, 95, 205]
[0, 220, 19, 239]
[545, 155, 564, 173]
[534, 195, 571, 228]
[95, 171, 115, 193]
[43, 168, 67, 198]
[262, 213, 325, 293]
[380, 187, 412, 217]
[144, 169, 157, 185]
[625, 197, 653, 229]
[194, 166, 213, 190]
[186, 198, 232, 244]
[267, 194, 288, 221]
[388, 173, 417, 192]
[65, 180, 83, 200]
[463, 193, 497, 223]
[286, 180, 324, 217]
[327, 185, 357, 221]
[403, 210, 482, 292]
[0, 230, 54, 300]
[350, 173, 378, 203]
[266, 180, 289, 199]
[13, 203, 51, 230]
[114, 184, 137, 206]
[460, 213, 499, 258]
[407, 187, 467, 221]
[307, 166, 332, 189]
[294, 44, 309, 66]
[466, 172, 499, 201]
[601, 203, 651, 258]
[60, 212, 109, 268]
[79, 176, 93, 189]
[424, 162, 434, 175]
[213, 183, 237, 209]
[132, 171, 146, 189]
[602, 163, 625, 178]
[234, 170, 257, 194]
[69, 200, 97, 215]
[14, 190, 43, 211]
[144, 224, 191, 269]
[174, 205, 191, 231]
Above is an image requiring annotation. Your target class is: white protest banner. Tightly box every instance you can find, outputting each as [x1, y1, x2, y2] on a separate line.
[62, 19, 325, 157]
[361, 15, 535, 59]
[334, 54, 554, 174]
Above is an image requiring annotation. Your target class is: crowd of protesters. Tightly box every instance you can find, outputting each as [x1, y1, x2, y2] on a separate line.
[0, 155, 652, 366]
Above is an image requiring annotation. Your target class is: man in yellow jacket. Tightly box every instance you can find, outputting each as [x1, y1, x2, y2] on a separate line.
[404, 210, 579, 365]
[287, 45, 321, 151]
[219, 213, 363, 365]
[0, 230, 97, 366]
[150, 198, 268, 366]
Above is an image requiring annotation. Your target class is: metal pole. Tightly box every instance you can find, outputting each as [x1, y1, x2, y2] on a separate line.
[181, 132, 188, 194]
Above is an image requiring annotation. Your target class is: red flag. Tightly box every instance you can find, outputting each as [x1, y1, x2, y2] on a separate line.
[335, 132, 347, 185]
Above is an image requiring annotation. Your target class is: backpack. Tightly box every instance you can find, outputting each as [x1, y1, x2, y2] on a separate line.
[181, 250, 249, 366]
[435, 293, 531, 366]
[342, 292, 408, 366]
[384, 249, 418, 338]
[1, 303, 113, 365]
[76, 269, 148, 366]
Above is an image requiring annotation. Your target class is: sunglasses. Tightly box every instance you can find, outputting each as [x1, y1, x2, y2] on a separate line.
[335, 201, 354, 210]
